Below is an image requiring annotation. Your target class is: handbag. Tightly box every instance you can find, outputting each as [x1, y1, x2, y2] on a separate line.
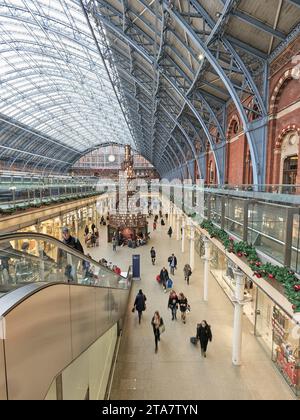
[186, 304, 191, 313]
[159, 324, 165, 334]
[131, 307, 135, 313]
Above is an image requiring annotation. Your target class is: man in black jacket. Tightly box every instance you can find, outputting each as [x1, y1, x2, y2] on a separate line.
[62, 227, 84, 253]
[58, 227, 84, 282]
[168, 254, 177, 275]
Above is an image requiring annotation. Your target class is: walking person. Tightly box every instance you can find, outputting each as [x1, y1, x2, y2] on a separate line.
[168, 253, 177, 276]
[160, 267, 169, 293]
[133, 289, 147, 324]
[112, 235, 117, 252]
[153, 221, 157, 231]
[91, 223, 96, 233]
[151, 311, 164, 353]
[150, 247, 156, 265]
[184, 263, 192, 285]
[84, 225, 89, 236]
[167, 226, 173, 238]
[178, 292, 188, 324]
[196, 321, 212, 358]
[168, 290, 178, 321]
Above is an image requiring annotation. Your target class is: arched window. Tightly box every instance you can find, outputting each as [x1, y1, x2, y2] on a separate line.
[279, 131, 299, 190]
[283, 155, 298, 186]
[209, 161, 215, 184]
[233, 120, 239, 135]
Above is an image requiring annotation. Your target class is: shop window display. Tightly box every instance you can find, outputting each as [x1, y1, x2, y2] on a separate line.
[210, 245, 256, 324]
[272, 307, 300, 395]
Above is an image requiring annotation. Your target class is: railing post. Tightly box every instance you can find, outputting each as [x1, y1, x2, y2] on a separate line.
[202, 236, 211, 302]
[284, 207, 296, 268]
[243, 200, 249, 242]
[232, 267, 245, 366]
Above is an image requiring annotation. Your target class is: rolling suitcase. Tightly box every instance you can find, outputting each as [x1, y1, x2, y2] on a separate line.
[190, 337, 198, 345]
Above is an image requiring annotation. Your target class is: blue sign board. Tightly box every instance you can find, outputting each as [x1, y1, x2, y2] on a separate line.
[132, 254, 141, 280]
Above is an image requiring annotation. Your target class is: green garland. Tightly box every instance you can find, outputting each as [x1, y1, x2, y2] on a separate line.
[200, 220, 300, 313]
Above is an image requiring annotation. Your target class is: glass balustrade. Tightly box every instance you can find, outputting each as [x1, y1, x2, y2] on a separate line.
[0, 233, 129, 298]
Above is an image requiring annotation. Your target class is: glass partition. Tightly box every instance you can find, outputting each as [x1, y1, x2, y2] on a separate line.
[248, 202, 286, 264]
[0, 234, 129, 298]
[224, 197, 245, 240]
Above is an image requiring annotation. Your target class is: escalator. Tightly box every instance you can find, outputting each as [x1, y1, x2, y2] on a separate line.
[0, 233, 132, 400]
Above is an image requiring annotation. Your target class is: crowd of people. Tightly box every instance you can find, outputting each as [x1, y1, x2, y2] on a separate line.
[60, 211, 213, 359]
[130, 213, 213, 357]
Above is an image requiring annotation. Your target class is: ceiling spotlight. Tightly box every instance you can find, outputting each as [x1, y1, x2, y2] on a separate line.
[198, 53, 204, 61]
[216, 12, 222, 18]
[108, 154, 116, 163]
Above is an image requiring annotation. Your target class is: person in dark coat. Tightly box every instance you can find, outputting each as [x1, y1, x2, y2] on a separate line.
[168, 254, 177, 276]
[62, 227, 84, 254]
[168, 290, 178, 321]
[91, 223, 96, 233]
[134, 289, 147, 324]
[84, 225, 89, 236]
[196, 321, 212, 358]
[167, 227, 173, 238]
[178, 292, 188, 324]
[150, 247, 156, 265]
[160, 267, 169, 292]
[151, 311, 164, 353]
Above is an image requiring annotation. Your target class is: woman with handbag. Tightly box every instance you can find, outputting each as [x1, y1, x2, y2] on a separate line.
[184, 264, 192, 285]
[178, 292, 188, 324]
[151, 311, 164, 353]
[133, 289, 147, 324]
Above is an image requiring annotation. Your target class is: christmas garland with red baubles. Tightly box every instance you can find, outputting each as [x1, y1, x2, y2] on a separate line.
[200, 220, 300, 313]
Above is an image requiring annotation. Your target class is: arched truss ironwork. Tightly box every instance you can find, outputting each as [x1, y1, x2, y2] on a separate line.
[0, 0, 299, 180]
[0, 0, 135, 169]
[82, 0, 300, 182]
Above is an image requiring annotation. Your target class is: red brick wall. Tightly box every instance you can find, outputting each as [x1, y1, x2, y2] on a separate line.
[267, 41, 300, 185]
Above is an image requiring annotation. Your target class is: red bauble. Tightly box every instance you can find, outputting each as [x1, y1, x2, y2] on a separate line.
[256, 262, 262, 267]
[294, 285, 300, 292]
[237, 252, 243, 258]
[268, 274, 275, 279]
[254, 272, 262, 278]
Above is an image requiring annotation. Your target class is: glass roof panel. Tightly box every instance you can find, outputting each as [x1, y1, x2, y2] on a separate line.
[0, 0, 135, 152]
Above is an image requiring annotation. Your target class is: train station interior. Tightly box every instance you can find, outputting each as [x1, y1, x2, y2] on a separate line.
[0, 0, 300, 400]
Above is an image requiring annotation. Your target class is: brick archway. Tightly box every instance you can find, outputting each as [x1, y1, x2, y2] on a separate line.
[276, 125, 300, 149]
[270, 69, 294, 114]
[226, 115, 240, 139]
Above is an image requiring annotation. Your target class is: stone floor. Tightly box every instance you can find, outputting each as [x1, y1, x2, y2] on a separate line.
[85, 219, 295, 400]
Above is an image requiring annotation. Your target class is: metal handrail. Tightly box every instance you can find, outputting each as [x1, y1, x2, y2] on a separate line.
[0, 232, 127, 281]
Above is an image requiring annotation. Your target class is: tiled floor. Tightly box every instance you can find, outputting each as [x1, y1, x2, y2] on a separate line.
[85, 219, 295, 400]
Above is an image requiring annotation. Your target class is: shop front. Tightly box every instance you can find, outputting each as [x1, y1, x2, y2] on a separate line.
[207, 242, 300, 396]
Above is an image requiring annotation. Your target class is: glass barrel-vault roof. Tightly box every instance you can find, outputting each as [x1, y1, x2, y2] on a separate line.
[0, 0, 135, 155]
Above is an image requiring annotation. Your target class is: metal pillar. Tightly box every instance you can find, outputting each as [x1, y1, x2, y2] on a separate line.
[232, 267, 245, 366]
[202, 236, 211, 302]
[176, 213, 180, 241]
[189, 224, 195, 270]
[182, 218, 185, 253]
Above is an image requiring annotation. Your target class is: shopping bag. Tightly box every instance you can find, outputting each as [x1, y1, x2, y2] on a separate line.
[167, 278, 173, 289]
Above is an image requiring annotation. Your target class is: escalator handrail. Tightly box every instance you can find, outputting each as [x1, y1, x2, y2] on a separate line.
[0, 231, 127, 280]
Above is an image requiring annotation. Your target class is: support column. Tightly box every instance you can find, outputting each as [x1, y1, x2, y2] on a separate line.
[189, 224, 195, 270]
[36, 223, 45, 282]
[74, 214, 79, 237]
[232, 268, 245, 366]
[181, 218, 185, 253]
[202, 236, 211, 302]
[176, 214, 180, 241]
